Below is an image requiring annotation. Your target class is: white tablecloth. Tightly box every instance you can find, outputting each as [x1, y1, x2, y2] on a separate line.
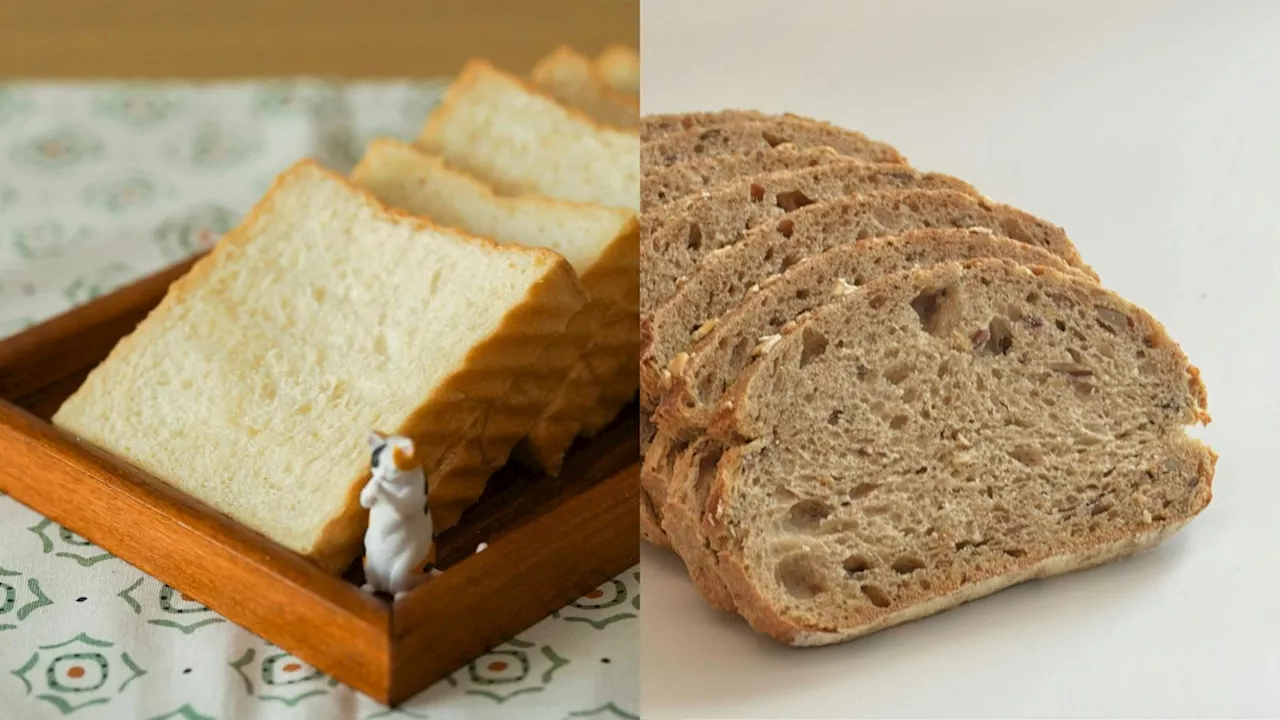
[0, 81, 638, 720]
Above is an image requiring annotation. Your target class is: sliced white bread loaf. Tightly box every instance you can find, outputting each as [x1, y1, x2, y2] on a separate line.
[419, 59, 639, 211]
[650, 230, 1083, 562]
[640, 190, 1095, 414]
[642, 118, 905, 170]
[641, 145, 854, 211]
[640, 110, 773, 141]
[640, 163, 981, 317]
[532, 46, 639, 129]
[351, 138, 638, 475]
[689, 260, 1212, 643]
[594, 44, 640, 96]
[52, 161, 590, 573]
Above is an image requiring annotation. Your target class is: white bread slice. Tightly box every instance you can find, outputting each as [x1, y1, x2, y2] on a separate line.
[532, 46, 639, 129]
[418, 59, 639, 211]
[52, 160, 589, 573]
[351, 138, 638, 474]
[697, 260, 1213, 643]
[594, 44, 639, 96]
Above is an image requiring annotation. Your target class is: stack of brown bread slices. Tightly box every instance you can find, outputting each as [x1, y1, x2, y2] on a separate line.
[639, 110, 1216, 646]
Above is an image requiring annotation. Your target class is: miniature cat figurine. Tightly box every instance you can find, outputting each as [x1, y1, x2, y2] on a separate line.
[360, 431, 438, 600]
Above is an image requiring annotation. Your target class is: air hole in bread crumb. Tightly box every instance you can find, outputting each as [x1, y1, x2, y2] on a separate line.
[776, 218, 795, 238]
[889, 414, 909, 430]
[984, 317, 1014, 355]
[919, 579, 933, 591]
[861, 584, 892, 608]
[786, 499, 832, 532]
[1054, 319, 1067, 332]
[727, 336, 752, 374]
[1026, 291, 1040, 304]
[885, 362, 913, 385]
[891, 556, 926, 574]
[842, 554, 872, 576]
[1004, 548, 1026, 558]
[911, 287, 947, 334]
[799, 327, 828, 367]
[955, 538, 988, 551]
[686, 223, 702, 251]
[776, 553, 828, 599]
[775, 190, 815, 212]
[795, 288, 810, 301]
[827, 409, 843, 426]
[902, 387, 920, 403]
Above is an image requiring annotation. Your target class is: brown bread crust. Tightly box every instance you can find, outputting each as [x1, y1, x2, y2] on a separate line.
[642, 118, 906, 171]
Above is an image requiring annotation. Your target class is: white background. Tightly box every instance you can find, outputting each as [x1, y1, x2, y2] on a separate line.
[640, 1, 1280, 717]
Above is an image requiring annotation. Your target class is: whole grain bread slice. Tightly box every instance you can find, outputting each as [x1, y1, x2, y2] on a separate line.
[649, 230, 1083, 563]
[640, 190, 1094, 412]
[641, 145, 854, 212]
[695, 260, 1213, 644]
[640, 110, 772, 142]
[642, 118, 906, 171]
[659, 230, 1089, 438]
[640, 164, 982, 320]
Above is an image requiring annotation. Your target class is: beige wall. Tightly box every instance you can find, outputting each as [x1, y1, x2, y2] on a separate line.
[0, 0, 638, 78]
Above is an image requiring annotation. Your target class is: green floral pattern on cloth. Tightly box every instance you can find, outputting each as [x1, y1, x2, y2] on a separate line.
[0, 81, 638, 720]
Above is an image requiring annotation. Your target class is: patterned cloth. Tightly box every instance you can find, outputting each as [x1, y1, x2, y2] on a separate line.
[0, 82, 639, 720]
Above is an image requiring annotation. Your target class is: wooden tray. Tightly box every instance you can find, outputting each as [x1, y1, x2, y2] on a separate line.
[0, 257, 640, 705]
